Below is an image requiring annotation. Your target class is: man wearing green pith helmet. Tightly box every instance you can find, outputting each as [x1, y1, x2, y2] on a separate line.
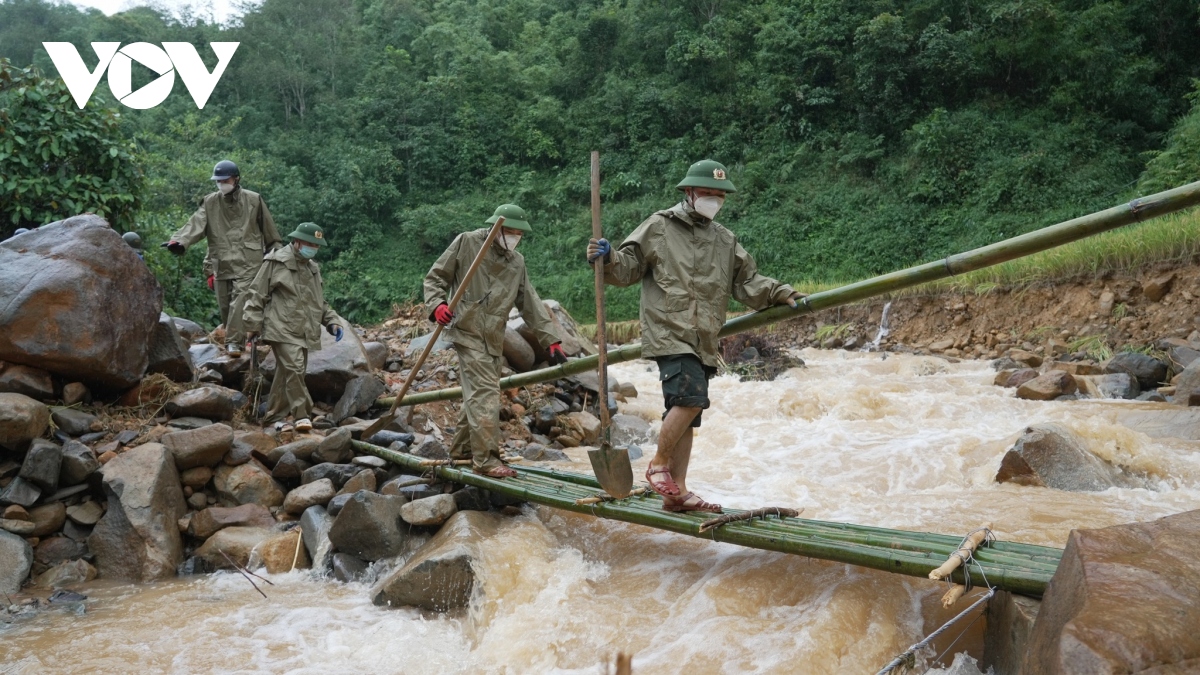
[425, 204, 567, 477]
[243, 223, 346, 433]
[587, 160, 804, 513]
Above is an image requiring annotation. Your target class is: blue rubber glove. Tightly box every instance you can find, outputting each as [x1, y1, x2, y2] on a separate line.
[587, 238, 611, 263]
[327, 324, 344, 342]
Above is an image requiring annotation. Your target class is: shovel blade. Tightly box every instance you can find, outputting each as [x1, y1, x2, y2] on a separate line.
[359, 414, 392, 444]
[587, 443, 633, 499]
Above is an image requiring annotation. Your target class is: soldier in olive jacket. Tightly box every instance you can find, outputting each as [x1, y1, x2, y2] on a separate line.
[588, 160, 803, 513]
[243, 223, 345, 433]
[165, 160, 282, 356]
[425, 204, 566, 477]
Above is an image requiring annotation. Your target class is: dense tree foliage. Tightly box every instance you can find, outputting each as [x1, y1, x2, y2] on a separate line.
[2, 0, 1199, 324]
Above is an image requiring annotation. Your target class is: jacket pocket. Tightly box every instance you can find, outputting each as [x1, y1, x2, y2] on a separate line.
[663, 292, 690, 313]
[659, 359, 682, 382]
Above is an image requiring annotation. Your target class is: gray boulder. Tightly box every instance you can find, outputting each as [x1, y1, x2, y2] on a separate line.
[300, 505, 334, 571]
[59, 440, 100, 486]
[188, 503, 276, 539]
[313, 428, 353, 464]
[51, 407, 99, 437]
[331, 375, 386, 424]
[332, 552, 369, 583]
[302, 462, 362, 489]
[189, 344, 222, 371]
[284, 478, 336, 515]
[410, 437, 448, 460]
[0, 362, 54, 399]
[996, 424, 1144, 491]
[502, 326, 536, 372]
[372, 510, 503, 611]
[404, 331, 453, 357]
[1080, 373, 1140, 400]
[161, 423, 234, 470]
[19, 439, 63, 492]
[147, 313, 194, 382]
[89, 443, 187, 581]
[213, 460, 284, 508]
[165, 386, 246, 422]
[262, 329, 372, 400]
[366, 430, 414, 448]
[0, 476, 41, 508]
[362, 342, 388, 371]
[453, 486, 492, 512]
[1105, 352, 1168, 391]
[327, 491, 407, 561]
[400, 494, 458, 527]
[611, 414, 652, 446]
[268, 437, 320, 464]
[0, 215, 162, 390]
[172, 317, 206, 342]
[193, 526, 274, 570]
[0, 528, 34, 594]
[271, 452, 311, 486]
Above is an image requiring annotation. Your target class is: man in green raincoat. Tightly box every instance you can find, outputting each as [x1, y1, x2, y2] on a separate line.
[425, 204, 567, 477]
[242, 223, 345, 433]
[165, 160, 282, 356]
[588, 160, 804, 513]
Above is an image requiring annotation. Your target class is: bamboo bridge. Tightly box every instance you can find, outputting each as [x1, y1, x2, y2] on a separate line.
[360, 179, 1200, 599]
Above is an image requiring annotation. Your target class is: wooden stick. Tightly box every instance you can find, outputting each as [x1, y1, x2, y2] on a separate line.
[575, 487, 649, 505]
[590, 150, 610, 434]
[941, 584, 967, 608]
[220, 550, 268, 599]
[418, 458, 473, 467]
[289, 529, 303, 572]
[929, 524, 992, 581]
[698, 507, 801, 533]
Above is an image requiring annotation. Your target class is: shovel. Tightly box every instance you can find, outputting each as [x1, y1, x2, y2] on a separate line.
[360, 217, 507, 442]
[586, 150, 634, 498]
[244, 336, 266, 417]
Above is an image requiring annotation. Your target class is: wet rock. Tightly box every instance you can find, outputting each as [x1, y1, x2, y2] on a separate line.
[1007, 349, 1043, 368]
[268, 437, 320, 465]
[1023, 509, 1200, 673]
[188, 503, 275, 539]
[519, 443, 548, 460]
[62, 519, 91, 542]
[194, 526, 274, 569]
[1016, 371, 1077, 401]
[452, 486, 491, 512]
[992, 357, 1022, 371]
[332, 552, 369, 583]
[58, 440, 99, 487]
[0, 215, 162, 390]
[0, 393, 50, 451]
[379, 475, 428, 496]
[89, 443, 187, 581]
[0, 362, 54, 399]
[337, 469, 376, 497]
[302, 463, 361, 489]
[404, 331, 453, 357]
[618, 381, 638, 399]
[395, 484, 441, 503]
[314, 428, 353, 464]
[372, 510, 503, 611]
[326, 493, 351, 517]
[33, 536, 87, 573]
[0, 518, 34, 535]
[331, 375, 386, 424]
[400, 494, 457, 527]
[1003, 369, 1039, 389]
[284, 478, 336, 515]
[187, 493, 207, 510]
[611, 414, 652, 446]
[66, 500, 104, 526]
[409, 436, 448, 461]
[565, 411, 601, 445]
[262, 329, 372, 400]
[362, 342, 388, 371]
[300, 505, 333, 571]
[28, 502, 67, 537]
[51, 408, 99, 437]
[213, 461, 284, 508]
[146, 313, 194, 382]
[1166, 343, 1200, 372]
[1080, 373, 1139, 400]
[327, 491, 407, 561]
[162, 423, 234, 471]
[1170, 359, 1200, 406]
[165, 386, 246, 422]
[0, 477, 41, 508]
[172, 317, 206, 342]
[179, 466, 213, 490]
[366, 430, 414, 448]
[352, 455, 387, 470]
[253, 530, 308, 573]
[188, 344, 222, 372]
[533, 405, 557, 435]
[271, 453, 310, 486]
[19, 439, 62, 492]
[0, 529, 34, 594]
[1048, 361, 1105, 376]
[61, 382, 90, 406]
[502, 327, 537, 372]
[1105, 352, 1168, 391]
[34, 558, 95, 589]
[1135, 391, 1167, 403]
[996, 423, 1143, 491]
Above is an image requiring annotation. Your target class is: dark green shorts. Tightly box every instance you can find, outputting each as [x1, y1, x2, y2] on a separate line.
[656, 354, 716, 428]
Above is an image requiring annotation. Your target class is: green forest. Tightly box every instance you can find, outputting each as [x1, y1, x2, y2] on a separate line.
[3, 0, 1200, 327]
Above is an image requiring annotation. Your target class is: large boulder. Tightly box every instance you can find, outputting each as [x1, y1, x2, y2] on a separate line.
[162, 423, 234, 470]
[983, 591, 1041, 675]
[213, 461, 285, 508]
[611, 413, 652, 446]
[193, 526, 274, 569]
[51, 407, 100, 437]
[404, 331, 453, 357]
[502, 326, 536, 372]
[188, 503, 276, 539]
[1104, 352, 1168, 391]
[1078, 373, 1139, 400]
[283, 478, 336, 515]
[1016, 371, 1077, 401]
[59, 440, 100, 486]
[19, 439, 62, 492]
[1172, 358, 1200, 406]
[995, 424, 1144, 491]
[88, 443, 187, 581]
[330, 375, 386, 424]
[372, 510, 503, 611]
[262, 328, 371, 400]
[146, 313, 194, 382]
[0, 362, 54, 399]
[299, 505, 334, 571]
[0, 215, 162, 390]
[327, 491, 407, 561]
[252, 529, 309, 573]
[313, 428, 353, 464]
[0, 528, 34, 594]
[1022, 509, 1200, 673]
[0, 392, 50, 451]
[399, 494, 457, 527]
[165, 386, 246, 422]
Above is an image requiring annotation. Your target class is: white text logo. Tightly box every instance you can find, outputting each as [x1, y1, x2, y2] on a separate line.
[42, 42, 239, 110]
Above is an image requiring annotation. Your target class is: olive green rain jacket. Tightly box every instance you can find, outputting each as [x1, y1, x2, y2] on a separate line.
[424, 228, 560, 356]
[242, 245, 342, 350]
[171, 187, 283, 281]
[603, 204, 796, 368]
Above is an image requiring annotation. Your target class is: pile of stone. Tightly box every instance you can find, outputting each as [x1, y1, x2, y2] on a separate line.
[990, 348, 1180, 403]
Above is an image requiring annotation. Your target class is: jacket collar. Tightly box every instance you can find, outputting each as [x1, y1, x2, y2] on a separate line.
[669, 203, 709, 228]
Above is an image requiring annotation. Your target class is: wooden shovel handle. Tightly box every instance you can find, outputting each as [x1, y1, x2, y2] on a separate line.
[591, 151, 610, 430]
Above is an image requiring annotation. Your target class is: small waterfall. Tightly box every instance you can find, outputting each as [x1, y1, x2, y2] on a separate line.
[865, 301, 892, 351]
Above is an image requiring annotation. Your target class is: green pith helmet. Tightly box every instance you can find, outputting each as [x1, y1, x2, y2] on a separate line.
[288, 222, 327, 246]
[122, 231, 142, 249]
[675, 159, 737, 193]
[485, 203, 531, 232]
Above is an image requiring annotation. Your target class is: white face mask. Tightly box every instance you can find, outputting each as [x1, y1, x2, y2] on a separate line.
[217, 181, 235, 195]
[692, 195, 724, 219]
[500, 233, 522, 251]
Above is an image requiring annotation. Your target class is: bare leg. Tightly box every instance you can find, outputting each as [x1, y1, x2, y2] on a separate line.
[651, 405, 700, 486]
[671, 429, 694, 495]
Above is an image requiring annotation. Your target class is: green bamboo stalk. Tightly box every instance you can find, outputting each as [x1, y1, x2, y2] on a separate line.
[352, 441, 1058, 596]
[376, 181, 1200, 408]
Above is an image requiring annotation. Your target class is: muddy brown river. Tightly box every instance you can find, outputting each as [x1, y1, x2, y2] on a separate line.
[3, 350, 1198, 674]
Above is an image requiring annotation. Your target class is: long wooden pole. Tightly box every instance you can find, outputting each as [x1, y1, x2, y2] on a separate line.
[591, 151, 610, 434]
[377, 179, 1200, 408]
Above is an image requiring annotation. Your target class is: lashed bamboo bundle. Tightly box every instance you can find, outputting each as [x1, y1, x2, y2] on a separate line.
[352, 441, 1062, 597]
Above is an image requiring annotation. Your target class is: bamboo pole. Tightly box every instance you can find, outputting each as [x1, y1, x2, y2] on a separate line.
[352, 441, 1059, 596]
[377, 180, 1200, 407]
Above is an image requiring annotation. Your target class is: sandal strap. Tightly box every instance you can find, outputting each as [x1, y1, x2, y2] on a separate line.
[646, 466, 673, 476]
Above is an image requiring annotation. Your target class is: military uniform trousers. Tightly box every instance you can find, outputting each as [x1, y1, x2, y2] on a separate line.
[449, 344, 505, 471]
[216, 276, 255, 346]
[265, 341, 312, 422]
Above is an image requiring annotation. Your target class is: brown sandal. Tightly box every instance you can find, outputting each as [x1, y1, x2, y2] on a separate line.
[645, 465, 681, 497]
[662, 492, 723, 513]
[476, 465, 518, 478]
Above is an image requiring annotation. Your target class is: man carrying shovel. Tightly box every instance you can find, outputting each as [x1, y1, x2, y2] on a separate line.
[425, 204, 568, 478]
[587, 160, 804, 512]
